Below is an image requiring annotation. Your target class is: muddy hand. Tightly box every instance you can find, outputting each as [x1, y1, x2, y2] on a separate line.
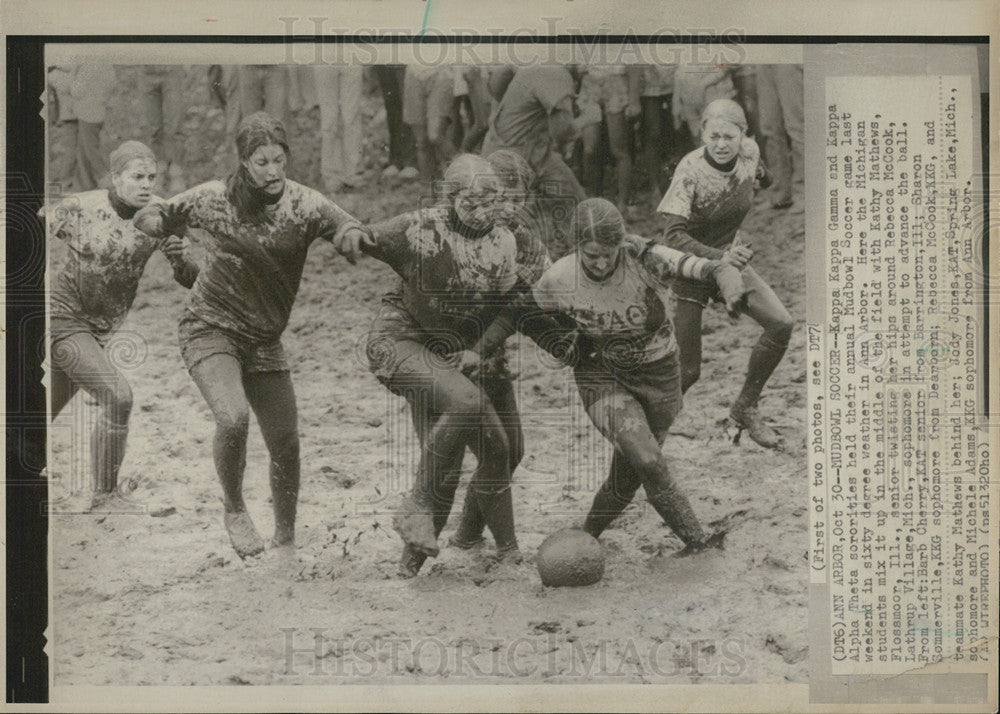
[337, 225, 374, 265]
[713, 263, 748, 319]
[451, 350, 482, 378]
[161, 202, 191, 238]
[161, 234, 185, 262]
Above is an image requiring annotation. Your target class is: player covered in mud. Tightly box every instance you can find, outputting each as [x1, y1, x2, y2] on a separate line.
[133, 112, 368, 558]
[442, 148, 552, 553]
[657, 98, 794, 449]
[469, 198, 746, 554]
[360, 153, 529, 577]
[45, 140, 199, 510]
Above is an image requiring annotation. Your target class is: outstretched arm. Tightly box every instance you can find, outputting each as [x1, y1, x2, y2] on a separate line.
[471, 280, 577, 364]
[38, 195, 83, 241]
[638, 238, 746, 317]
[660, 213, 726, 260]
[158, 235, 200, 289]
[357, 211, 420, 276]
[134, 183, 220, 237]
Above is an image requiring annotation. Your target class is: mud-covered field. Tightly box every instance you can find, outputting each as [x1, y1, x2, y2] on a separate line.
[48, 66, 808, 685]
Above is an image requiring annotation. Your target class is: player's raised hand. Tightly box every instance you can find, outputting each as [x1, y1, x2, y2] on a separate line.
[161, 202, 192, 237]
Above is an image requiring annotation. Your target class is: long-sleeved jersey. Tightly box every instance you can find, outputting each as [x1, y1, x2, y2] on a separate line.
[134, 179, 360, 342]
[656, 139, 761, 260]
[364, 206, 519, 350]
[530, 236, 721, 367]
[47, 189, 198, 336]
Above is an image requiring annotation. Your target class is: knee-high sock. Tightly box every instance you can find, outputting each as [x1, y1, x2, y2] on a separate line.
[735, 331, 789, 408]
[91, 414, 128, 493]
[583, 451, 640, 538]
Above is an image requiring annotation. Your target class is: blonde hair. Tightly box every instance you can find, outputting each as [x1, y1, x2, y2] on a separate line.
[701, 98, 748, 133]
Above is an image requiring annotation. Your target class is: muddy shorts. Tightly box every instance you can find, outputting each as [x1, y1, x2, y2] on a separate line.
[50, 314, 114, 349]
[402, 67, 454, 130]
[574, 352, 683, 437]
[178, 311, 288, 374]
[672, 264, 768, 309]
[577, 72, 629, 123]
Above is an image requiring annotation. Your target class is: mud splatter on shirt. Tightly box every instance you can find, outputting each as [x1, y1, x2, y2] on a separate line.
[532, 236, 716, 366]
[657, 138, 760, 254]
[135, 180, 360, 342]
[366, 206, 519, 349]
[48, 190, 173, 336]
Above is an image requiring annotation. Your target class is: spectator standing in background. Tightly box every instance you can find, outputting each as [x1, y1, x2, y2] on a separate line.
[313, 64, 366, 193]
[638, 63, 689, 208]
[47, 64, 81, 191]
[452, 66, 491, 153]
[672, 63, 737, 146]
[756, 64, 804, 209]
[69, 61, 117, 191]
[238, 65, 288, 129]
[287, 64, 319, 116]
[481, 64, 588, 258]
[140, 65, 187, 194]
[486, 65, 516, 109]
[373, 65, 419, 180]
[403, 64, 456, 182]
[732, 65, 761, 142]
[576, 65, 642, 218]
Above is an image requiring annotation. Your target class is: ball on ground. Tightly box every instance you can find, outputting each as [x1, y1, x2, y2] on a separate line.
[536, 528, 604, 587]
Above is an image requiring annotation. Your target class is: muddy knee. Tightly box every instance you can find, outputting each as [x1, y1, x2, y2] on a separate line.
[615, 433, 662, 481]
[215, 406, 250, 443]
[765, 316, 794, 348]
[108, 383, 134, 425]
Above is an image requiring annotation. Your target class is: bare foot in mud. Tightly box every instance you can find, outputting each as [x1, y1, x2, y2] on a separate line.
[392, 506, 439, 557]
[224, 511, 266, 559]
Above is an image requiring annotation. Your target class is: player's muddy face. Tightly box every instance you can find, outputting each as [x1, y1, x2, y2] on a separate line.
[498, 183, 529, 218]
[702, 118, 743, 165]
[578, 239, 620, 280]
[454, 181, 500, 231]
[111, 159, 156, 208]
[242, 143, 288, 195]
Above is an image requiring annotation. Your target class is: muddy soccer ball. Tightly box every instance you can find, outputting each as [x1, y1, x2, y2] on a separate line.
[536, 528, 604, 587]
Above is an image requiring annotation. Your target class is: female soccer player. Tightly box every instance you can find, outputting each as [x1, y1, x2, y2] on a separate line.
[444, 148, 551, 553]
[471, 198, 746, 554]
[658, 98, 793, 449]
[134, 112, 368, 558]
[361, 153, 525, 577]
[46, 140, 198, 509]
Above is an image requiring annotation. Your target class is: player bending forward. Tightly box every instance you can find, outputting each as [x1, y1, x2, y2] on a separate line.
[467, 198, 746, 554]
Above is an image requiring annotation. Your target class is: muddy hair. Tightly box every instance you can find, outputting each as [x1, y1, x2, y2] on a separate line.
[701, 98, 748, 133]
[574, 197, 626, 247]
[435, 153, 499, 202]
[225, 111, 290, 224]
[486, 149, 535, 192]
